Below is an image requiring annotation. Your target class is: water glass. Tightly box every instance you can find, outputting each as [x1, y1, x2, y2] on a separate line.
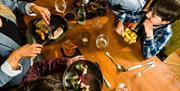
[96, 34, 109, 49]
[115, 83, 129, 91]
[55, 0, 66, 13]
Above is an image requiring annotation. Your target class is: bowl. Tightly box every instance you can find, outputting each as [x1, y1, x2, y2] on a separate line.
[63, 60, 103, 91]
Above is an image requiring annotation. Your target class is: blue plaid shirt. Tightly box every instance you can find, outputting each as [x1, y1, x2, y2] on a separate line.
[108, 0, 172, 58]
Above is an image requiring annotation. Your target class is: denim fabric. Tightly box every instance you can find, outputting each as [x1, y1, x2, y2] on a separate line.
[0, 0, 27, 14]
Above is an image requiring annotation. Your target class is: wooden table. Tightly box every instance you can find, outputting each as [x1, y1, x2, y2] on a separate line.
[24, 0, 180, 91]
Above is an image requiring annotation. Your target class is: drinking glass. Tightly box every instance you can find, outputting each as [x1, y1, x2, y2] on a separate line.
[79, 31, 91, 47]
[115, 83, 129, 91]
[62, 40, 77, 57]
[55, 0, 66, 13]
[96, 34, 109, 49]
[115, 79, 132, 91]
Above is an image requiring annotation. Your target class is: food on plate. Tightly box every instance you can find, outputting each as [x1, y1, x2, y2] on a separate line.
[69, 63, 90, 91]
[122, 28, 137, 44]
[50, 27, 63, 40]
[70, 75, 81, 89]
[80, 83, 90, 91]
[70, 75, 90, 91]
[34, 19, 49, 41]
[39, 28, 49, 34]
[35, 29, 45, 40]
[76, 63, 88, 75]
[35, 19, 48, 29]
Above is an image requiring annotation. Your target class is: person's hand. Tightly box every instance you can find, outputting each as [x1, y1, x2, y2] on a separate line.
[30, 5, 51, 25]
[115, 21, 124, 36]
[143, 19, 154, 38]
[7, 44, 43, 69]
[67, 55, 85, 66]
[14, 44, 43, 58]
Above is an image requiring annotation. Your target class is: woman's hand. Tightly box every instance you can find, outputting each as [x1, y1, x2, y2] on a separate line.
[67, 55, 85, 66]
[115, 21, 124, 36]
[30, 5, 51, 25]
[7, 44, 43, 69]
[143, 19, 154, 38]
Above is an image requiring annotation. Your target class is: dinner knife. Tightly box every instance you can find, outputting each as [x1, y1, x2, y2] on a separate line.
[127, 61, 155, 71]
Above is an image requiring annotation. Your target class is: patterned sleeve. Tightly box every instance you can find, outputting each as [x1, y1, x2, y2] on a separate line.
[142, 25, 172, 58]
[22, 58, 68, 83]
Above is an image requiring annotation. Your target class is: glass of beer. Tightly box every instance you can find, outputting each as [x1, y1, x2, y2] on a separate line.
[62, 39, 77, 56]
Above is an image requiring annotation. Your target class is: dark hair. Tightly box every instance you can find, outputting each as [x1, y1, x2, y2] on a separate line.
[151, 0, 180, 23]
[17, 76, 63, 91]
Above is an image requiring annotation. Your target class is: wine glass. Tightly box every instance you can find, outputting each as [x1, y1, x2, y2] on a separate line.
[96, 34, 109, 49]
[55, 0, 66, 13]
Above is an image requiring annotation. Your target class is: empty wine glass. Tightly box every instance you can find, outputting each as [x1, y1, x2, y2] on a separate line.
[96, 34, 109, 49]
[55, 0, 66, 13]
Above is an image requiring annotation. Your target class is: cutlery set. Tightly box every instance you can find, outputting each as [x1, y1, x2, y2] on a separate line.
[102, 51, 156, 88]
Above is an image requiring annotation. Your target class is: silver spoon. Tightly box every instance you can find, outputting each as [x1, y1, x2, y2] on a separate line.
[105, 51, 126, 72]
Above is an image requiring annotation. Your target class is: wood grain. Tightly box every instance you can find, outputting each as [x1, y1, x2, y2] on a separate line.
[24, 0, 180, 91]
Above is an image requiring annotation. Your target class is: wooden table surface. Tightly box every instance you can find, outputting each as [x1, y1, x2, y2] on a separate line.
[24, 0, 180, 91]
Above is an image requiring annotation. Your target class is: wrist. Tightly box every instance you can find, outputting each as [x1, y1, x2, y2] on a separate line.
[7, 51, 22, 70]
[146, 34, 153, 38]
[25, 3, 37, 16]
[30, 4, 38, 13]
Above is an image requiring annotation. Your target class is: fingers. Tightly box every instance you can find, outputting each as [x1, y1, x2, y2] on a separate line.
[115, 21, 124, 36]
[31, 44, 43, 48]
[32, 5, 51, 25]
[41, 9, 51, 25]
[67, 55, 85, 66]
[41, 10, 50, 25]
[75, 55, 85, 60]
[115, 28, 124, 36]
[27, 44, 43, 57]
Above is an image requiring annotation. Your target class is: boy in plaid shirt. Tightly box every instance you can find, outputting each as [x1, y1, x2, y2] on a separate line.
[108, 0, 180, 58]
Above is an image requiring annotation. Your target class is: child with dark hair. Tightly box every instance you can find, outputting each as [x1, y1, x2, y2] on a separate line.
[108, 0, 180, 58]
[17, 76, 64, 91]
